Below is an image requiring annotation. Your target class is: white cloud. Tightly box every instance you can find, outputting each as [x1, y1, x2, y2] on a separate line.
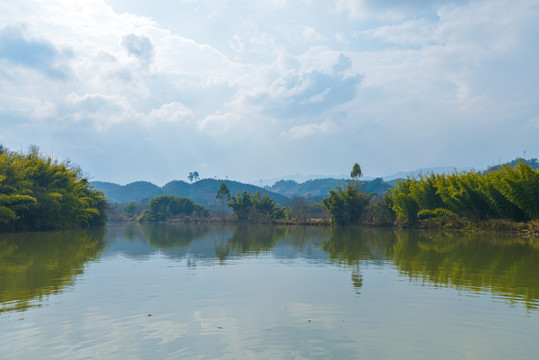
[364, 19, 436, 46]
[198, 112, 239, 136]
[0, 96, 56, 119]
[64, 93, 138, 131]
[283, 121, 339, 139]
[144, 102, 195, 126]
[0, 0, 538, 183]
[152, 30, 242, 79]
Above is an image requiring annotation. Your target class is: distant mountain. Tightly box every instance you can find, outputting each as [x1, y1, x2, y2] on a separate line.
[382, 166, 469, 181]
[269, 178, 397, 198]
[485, 157, 538, 172]
[380, 158, 539, 181]
[249, 173, 366, 187]
[92, 176, 401, 208]
[92, 158, 538, 209]
[91, 178, 287, 208]
[91, 181, 163, 203]
[163, 179, 287, 206]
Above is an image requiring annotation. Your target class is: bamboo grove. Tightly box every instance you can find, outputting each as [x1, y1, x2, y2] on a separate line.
[388, 161, 539, 226]
[0, 146, 107, 231]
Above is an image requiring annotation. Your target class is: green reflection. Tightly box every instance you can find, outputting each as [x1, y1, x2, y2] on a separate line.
[143, 223, 211, 249]
[226, 225, 288, 255]
[319, 227, 539, 307]
[320, 227, 394, 294]
[0, 227, 105, 313]
[389, 231, 539, 310]
[321, 227, 392, 264]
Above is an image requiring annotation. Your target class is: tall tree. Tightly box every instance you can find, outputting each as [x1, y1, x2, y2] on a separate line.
[216, 182, 231, 217]
[350, 163, 362, 188]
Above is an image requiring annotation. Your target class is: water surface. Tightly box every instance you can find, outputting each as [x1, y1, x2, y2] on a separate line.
[1, 224, 538, 359]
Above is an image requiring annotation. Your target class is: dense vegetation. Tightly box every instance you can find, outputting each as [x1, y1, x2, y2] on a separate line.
[388, 161, 539, 227]
[317, 160, 539, 230]
[10, 147, 530, 230]
[227, 190, 287, 222]
[142, 195, 209, 221]
[0, 146, 107, 231]
[321, 184, 374, 225]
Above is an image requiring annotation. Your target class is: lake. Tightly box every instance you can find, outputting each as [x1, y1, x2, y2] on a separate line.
[1, 224, 538, 359]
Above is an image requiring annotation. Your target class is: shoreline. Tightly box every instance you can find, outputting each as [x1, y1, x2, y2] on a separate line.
[109, 216, 539, 237]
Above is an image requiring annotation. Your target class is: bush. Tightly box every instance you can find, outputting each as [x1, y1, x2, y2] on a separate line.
[0, 145, 106, 231]
[321, 184, 373, 226]
[142, 195, 209, 221]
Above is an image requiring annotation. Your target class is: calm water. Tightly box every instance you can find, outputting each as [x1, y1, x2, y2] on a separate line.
[1, 224, 538, 359]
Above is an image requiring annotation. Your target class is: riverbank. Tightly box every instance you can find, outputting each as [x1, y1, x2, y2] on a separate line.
[110, 215, 539, 237]
[392, 218, 539, 237]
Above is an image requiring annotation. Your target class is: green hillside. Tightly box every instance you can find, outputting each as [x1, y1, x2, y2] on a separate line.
[270, 178, 396, 198]
[91, 178, 287, 209]
[91, 181, 163, 203]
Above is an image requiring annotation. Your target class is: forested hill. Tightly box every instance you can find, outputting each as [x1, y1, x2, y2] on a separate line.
[485, 157, 539, 173]
[269, 178, 397, 198]
[91, 177, 397, 208]
[90, 179, 288, 206]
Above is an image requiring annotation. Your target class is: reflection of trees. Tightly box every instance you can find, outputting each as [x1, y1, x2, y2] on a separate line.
[319, 227, 539, 308]
[389, 231, 539, 310]
[287, 226, 331, 250]
[212, 225, 322, 262]
[143, 223, 211, 249]
[0, 227, 106, 313]
[226, 225, 288, 255]
[320, 227, 396, 264]
[320, 227, 396, 294]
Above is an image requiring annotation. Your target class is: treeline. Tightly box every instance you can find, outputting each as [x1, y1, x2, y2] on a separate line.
[315, 161, 539, 231]
[115, 160, 539, 230]
[0, 146, 107, 231]
[122, 189, 287, 224]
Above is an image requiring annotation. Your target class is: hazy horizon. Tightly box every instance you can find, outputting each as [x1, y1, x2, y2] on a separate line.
[1, 0, 538, 185]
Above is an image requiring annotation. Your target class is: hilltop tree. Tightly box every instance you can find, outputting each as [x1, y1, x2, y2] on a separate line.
[188, 171, 200, 183]
[350, 163, 362, 188]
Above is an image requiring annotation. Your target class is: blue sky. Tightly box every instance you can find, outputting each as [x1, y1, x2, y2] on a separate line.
[1, 0, 538, 185]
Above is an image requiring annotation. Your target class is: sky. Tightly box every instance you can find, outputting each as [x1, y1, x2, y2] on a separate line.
[1, 0, 538, 185]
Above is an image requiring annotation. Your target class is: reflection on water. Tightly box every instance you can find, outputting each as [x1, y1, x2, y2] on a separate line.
[1, 224, 538, 314]
[0, 227, 105, 313]
[389, 230, 539, 311]
[1, 224, 538, 359]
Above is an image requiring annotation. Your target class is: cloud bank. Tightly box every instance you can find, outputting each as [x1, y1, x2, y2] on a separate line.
[0, 0, 537, 184]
